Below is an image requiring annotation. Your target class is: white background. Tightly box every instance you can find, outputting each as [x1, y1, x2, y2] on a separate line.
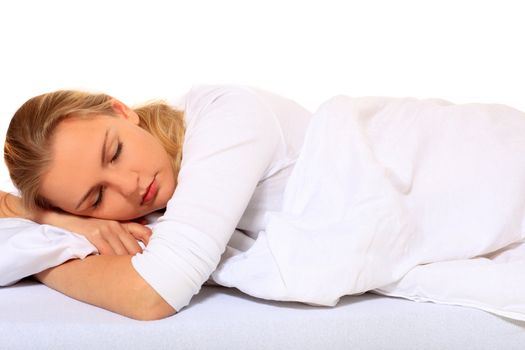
[0, 0, 523, 186]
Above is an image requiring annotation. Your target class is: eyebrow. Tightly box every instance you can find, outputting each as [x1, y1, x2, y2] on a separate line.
[75, 128, 109, 210]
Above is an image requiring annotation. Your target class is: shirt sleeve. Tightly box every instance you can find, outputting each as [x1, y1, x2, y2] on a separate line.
[131, 85, 282, 311]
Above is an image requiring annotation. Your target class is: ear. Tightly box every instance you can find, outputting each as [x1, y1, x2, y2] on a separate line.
[111, 99, 140, 125]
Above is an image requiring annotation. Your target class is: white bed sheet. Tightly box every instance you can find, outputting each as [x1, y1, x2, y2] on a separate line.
[1, 279, 524, 350]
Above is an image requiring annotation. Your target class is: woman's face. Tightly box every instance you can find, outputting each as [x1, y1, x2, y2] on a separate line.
[39, 101, 176, 221]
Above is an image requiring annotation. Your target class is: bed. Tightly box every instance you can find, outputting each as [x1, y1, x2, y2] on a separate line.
[3, 96, 525, 348]
[1, 278, 524, 349]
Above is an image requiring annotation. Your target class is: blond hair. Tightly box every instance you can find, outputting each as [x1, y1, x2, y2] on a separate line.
[4, 90, 185, 211]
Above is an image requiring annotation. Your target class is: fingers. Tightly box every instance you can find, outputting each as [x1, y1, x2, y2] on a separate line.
[117, 230, 144, 255]
[123, 222, 153, 246]
[92, 223, 136, 256]
[91, 237, 116, 256]
[108, 222, 145, 255]
[109, 222, 150, 255]
[89, 221, 152, 256]
[104, 229, 131, 255]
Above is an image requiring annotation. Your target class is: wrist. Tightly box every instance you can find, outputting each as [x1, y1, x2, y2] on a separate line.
[35, 209, 78, 227]
[32, 208, 58, 225]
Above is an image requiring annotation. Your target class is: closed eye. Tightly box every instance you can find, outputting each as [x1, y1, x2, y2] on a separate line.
[111, 141, 123, 162]
[93, 141, 122, 209]
[93, 186, 105, 208]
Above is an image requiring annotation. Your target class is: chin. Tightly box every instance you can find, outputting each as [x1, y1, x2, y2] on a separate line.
[109, 209, 154, 222]
[135, 204, 167, 220]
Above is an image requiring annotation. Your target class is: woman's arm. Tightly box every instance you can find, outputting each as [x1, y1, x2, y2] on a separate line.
[0, 191, 151, 255]
[130, 85, 283, 310]
[34, 254, 176, 320]
[0, 190, 170, 319]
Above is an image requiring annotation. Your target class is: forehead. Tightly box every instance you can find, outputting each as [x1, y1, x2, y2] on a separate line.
[39, 116, 113, 206]
[50, 116, 112, 163]
[54, 115, 107, 142]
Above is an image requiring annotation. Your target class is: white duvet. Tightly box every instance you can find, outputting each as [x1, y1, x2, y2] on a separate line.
[212, 95, 525, 321]
[2, 95, 525, 321]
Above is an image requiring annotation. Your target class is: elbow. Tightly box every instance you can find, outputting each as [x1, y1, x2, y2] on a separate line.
[132, 307, 177, 321]
[124, 261, 178, 320]
[129, 295, 178, 321]
[125, 283, 178, 321]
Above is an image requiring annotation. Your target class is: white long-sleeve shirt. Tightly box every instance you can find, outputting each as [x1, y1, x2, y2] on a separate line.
[131, 85, 312, 311]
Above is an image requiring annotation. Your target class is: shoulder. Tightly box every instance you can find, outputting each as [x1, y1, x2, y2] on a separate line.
[179, 85, 281, 137]
[181, 84, 263, 113]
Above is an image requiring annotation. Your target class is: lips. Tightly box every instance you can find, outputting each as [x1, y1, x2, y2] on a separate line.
[141, 177, 158, 205]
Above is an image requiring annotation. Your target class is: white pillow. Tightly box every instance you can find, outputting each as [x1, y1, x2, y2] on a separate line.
[0, 218, 97, 286]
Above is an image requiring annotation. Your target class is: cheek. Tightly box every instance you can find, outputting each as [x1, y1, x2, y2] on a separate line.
[128, 133, 163, 164]
[160, 172, 176, 204]
[99, 194, 139, 220]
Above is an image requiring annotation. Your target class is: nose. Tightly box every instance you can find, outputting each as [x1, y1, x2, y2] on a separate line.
[107, 168, 139, 198]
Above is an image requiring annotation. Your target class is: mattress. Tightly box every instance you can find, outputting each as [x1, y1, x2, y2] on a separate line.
[1, 279, 524, 349]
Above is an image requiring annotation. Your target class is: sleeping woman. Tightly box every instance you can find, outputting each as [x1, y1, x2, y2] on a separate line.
[2, 85, 525, 321]
[0, 85, 313, 320]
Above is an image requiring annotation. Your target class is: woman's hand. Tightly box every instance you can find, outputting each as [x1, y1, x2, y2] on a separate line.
[40, 211, 152, 255]
[0, 191, 152, 255]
